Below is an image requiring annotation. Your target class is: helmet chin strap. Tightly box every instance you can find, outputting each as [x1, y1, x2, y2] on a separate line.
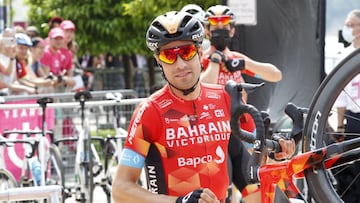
[168, 77, 199, 96]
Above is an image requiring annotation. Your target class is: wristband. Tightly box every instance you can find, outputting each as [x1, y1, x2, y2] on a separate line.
[337, 125, 344, 129]
[209, 50, 225, 64]
[225, 58, 245, 72]
[57, 75, 63, 83]
[210, 57, 221, 64]
[176, 189, 203, 203]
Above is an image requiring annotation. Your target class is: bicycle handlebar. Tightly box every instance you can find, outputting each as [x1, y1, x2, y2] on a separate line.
[225, 80, 305, 183]
[1, 130, 42, 158]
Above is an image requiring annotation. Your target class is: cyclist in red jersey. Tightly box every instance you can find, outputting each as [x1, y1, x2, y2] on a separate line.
[112, 11, 294, 203]
[199, 5, 283, 201]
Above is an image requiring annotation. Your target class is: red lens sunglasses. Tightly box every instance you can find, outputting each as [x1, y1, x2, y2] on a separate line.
[208, 15, 232, 26]
[158, 44, 198, 65]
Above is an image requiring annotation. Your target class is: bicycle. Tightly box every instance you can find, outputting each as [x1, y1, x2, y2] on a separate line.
[54, 91, 99, 203]
[225, 47, 360, 203]
[2, 97, 65, 203]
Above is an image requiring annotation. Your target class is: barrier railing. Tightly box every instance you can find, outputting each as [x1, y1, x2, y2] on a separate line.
[0, 90, 145, 202]
[0, 185, 62, 202]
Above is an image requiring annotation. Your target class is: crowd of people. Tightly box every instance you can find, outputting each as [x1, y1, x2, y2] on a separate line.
[0, 17, 79, 95]
[0, 16, 129, 96]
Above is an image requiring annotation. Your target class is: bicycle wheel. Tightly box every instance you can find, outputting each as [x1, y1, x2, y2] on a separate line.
[303, 48, 360, 202]
[46, 144, 65, 203]
[0, 169, 17, 203]
[104, 139, 118, 186]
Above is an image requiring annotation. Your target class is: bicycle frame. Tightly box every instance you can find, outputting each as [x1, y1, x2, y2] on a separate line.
[258, 137, 360, 202]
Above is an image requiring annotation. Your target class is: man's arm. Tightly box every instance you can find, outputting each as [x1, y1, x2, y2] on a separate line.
[244, 59, 282, 82]
[112, 165, 177, 203]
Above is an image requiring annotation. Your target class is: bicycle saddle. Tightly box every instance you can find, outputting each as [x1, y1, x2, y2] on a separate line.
[74, 91, 92, 101]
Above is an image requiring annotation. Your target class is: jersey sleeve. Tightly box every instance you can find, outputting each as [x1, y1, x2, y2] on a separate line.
[120, 100, 161, 168]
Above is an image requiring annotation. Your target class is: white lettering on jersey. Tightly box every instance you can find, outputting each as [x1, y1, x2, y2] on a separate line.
[128, 103, 148, 144]
[177, 146, 225, 168]
[165, 121, 230, 147]
[147, 165, 158, 193]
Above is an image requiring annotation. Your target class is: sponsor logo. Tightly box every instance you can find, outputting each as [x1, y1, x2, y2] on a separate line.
[192, 32, 204, 41]
[128, 103, 148, 144]
[158, 99, 173, 109]
[214, 109, 225, 118]
[310, 111, 321, 151]
[147, 165, 159, 193]
[147, 42, 158, 50]
[177, 146, 225, 168]
[199, 112, 211, 120]
[206, 92, 220, 99]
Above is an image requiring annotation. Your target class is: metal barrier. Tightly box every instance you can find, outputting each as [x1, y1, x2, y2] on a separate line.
[0, 185, 62, 202]
[0, 90, 145, 201]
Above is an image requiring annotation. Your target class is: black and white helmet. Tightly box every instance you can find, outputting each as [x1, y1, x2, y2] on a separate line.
[204, 5, 236, 25]
[180, 4, 206, 23]
[146, 11, 204, 52]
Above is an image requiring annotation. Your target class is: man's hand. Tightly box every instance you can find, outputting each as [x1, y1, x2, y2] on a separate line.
[176, 188, 220, 203]
[274, 138, 296, 160]
[210, 50, 225, 64]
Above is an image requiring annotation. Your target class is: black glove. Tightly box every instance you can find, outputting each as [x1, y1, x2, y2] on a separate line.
[225, 58, 245, 72]
[209, 50, 225, 64]
[176, 189, 203, 203]
[268, 133, 288, 161]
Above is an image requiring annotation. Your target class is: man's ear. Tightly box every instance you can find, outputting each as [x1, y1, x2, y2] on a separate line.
[230, 26, 236, 38]
[153, 54, 160, 64]
[205, 28, 211, 39]
[198, 45, 203, 58]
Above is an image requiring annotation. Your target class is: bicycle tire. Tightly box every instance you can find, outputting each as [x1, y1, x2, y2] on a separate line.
[0, 169, 17, 203]
[0, 168, 17, 189]
[80, 134, 94, 203]
[104, 139, 118, 186]
[46, 144, 65, 203]
[303, 48, 360, 202]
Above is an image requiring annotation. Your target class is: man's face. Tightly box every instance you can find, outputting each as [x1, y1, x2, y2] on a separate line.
[156, 41, 202, 91]
[50, 37, 64, 49]
[63, 29, 75, 43]
[345, 14, 360, 39]
[16, 44, 29, 60]
[206, 15, 234, 38]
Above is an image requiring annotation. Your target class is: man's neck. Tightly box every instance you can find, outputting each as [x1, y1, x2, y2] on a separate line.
[353, 37, 360, 49]
[168, 84, 201, 101]
[50, 46, 59, 53]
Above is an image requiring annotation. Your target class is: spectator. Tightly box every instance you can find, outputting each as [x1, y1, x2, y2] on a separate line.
[59, 20, 76, 70]
[40, 27, 75, 92]
[26, 25, 40, 39]
[13, 33, 54, 94]
[0, 28, 32, 95]
[111, 10, 295, 203]
[48, 16, 63, 30]
[200, 4, 283, 202]
[333, 9, 360, 203]
[29, 37, 48, 77]
[79, 51, 93, 68]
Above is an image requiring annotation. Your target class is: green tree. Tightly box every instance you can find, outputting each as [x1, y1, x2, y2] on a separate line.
[25, 0, 219, 89]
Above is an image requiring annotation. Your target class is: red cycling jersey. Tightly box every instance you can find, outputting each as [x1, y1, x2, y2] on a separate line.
[122, 83, 233, 200]
[201, 50, 255, 133]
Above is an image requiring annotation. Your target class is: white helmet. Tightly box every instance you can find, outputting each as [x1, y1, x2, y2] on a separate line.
[181, 4, 205, 23]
